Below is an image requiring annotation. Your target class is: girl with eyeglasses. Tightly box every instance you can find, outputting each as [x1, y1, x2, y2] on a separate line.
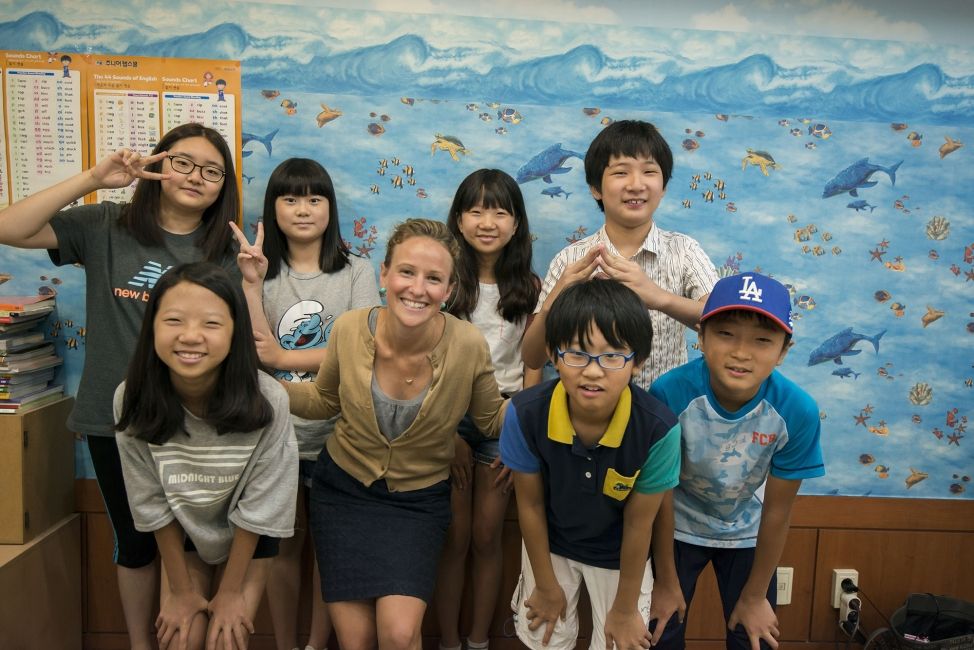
[0, 123, 239, 650]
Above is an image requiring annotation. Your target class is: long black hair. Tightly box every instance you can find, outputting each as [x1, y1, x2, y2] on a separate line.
[447, 169, 539, 322]
[120, 123, 237, 262]
[260, 158, 350, 280]
[115, 262, 273, 444]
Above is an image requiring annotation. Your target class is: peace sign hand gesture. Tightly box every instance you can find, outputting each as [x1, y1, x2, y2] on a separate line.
[229, 221, 268, 286]
[90, 148, 172, 190]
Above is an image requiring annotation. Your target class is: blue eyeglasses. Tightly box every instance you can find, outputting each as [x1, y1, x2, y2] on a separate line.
[556, 348, 635, 370]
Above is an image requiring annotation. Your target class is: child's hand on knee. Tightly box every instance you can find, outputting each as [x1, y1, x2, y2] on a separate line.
[206, 589, 255, 650]
[727, 595, 779, 650]
[157, 589, 208, 650]
[605, 606, 652, 650]
[525, 584, 567, 646]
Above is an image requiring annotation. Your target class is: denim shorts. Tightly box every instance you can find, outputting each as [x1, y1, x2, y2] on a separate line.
[457, 414, 500, 464]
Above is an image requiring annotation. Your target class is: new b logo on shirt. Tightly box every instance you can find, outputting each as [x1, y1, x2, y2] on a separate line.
[738, 275, 763, 303]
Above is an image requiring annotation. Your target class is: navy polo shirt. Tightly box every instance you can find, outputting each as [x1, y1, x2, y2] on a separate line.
[500, 379, 681, 569]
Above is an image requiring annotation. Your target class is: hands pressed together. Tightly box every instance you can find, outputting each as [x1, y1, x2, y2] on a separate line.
[548, 245, 666, 311]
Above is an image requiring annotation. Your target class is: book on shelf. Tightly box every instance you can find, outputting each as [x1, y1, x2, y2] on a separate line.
[0, 379, 53, 400]
[0, 294, 56, 311]
[0, 354, 63, 374]
[0, 385, 65, 414]
[0, 317, 50, 335]
[0, 307, 54, 324]
[0, 342, 56, 363]
[0, 330, 45, 351]
[0, 368, 57, 385]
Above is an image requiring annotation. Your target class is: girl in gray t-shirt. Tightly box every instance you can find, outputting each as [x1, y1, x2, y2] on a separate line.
[115, 262, 298, 650]
[230, 158, 378, 650]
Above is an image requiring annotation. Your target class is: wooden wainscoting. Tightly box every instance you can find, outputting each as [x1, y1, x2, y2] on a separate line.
[76, 480, 974, 650]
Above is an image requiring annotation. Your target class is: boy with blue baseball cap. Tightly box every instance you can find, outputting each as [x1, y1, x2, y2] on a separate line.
[648, 272, 825, 650]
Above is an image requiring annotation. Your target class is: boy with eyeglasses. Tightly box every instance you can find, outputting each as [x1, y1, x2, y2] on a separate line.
[500, 278, 681, 650]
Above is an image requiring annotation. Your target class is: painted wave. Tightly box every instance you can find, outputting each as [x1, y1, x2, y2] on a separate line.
[2, 11, 973, 123]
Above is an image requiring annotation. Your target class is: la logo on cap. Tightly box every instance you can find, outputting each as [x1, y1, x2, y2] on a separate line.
[738, 275, 763, 303]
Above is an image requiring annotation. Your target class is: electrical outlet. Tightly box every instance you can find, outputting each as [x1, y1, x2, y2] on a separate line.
[840, 592, 861, 624]
[776, 567, 793, 606]
[832, 569, 859, 608]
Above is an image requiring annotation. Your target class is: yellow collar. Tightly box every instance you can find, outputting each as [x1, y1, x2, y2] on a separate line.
[547, 381, 632, 448]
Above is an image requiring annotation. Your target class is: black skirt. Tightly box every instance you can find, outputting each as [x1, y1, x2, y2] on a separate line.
[309, 446, 451, 603]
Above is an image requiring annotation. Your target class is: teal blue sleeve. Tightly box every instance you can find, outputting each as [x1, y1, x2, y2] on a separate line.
[634, 424, 681, 494]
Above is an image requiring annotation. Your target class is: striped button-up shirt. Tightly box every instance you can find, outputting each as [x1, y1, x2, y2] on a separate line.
[536, 224, 718, 390]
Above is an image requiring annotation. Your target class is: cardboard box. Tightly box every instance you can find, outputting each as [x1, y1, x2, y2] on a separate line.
[0, 397, 75, 544]
[0, 514, 82, 649]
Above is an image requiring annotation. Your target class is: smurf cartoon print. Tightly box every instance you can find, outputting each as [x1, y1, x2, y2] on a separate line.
[276, 300, 333, 382]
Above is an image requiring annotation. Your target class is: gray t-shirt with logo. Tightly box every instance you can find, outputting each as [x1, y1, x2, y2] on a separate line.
[261, 256, 379, 459]
[49, 202, 237, 436]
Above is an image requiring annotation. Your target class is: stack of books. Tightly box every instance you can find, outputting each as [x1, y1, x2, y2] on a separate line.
[0, 294, 64, 414]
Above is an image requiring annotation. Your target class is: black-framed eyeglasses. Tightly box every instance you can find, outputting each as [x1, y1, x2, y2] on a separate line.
[167, 155, 226, 183]
[556, 348, 635, 370]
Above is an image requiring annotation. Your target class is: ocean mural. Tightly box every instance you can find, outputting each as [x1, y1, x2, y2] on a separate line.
[0, 2, 970, 498]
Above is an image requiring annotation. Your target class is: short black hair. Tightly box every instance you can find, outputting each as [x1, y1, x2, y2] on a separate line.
[584, 120, 674, 211]
[701, 310, 793, 348]
[545, 278, 652, 366]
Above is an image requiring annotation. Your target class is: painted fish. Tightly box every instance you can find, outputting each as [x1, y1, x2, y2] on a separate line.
[807, 327, 886, 366]
[315, 103, 342, 127]
[241, 129, 279, 158]
[541, 186, 571, 199]
[822, 158, 902, 198]
[905, 468, 928, 489]
[939, 136, 963, 159]
[847, 199, 876, 212]
[832, 367, 861, 379]
[921, 306, 944, 328]
[516, 144, 585, 184]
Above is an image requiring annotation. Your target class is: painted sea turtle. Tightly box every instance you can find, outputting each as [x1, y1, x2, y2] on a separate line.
[431, 134, 470, 162]
[741, 148, 779, 176]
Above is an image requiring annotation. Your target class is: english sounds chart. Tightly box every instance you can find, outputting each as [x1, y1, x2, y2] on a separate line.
[0, 51, 241, 209]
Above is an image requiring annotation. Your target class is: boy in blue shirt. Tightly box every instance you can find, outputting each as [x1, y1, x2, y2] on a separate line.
[648, 272, 825, 650]
[501, 279, 682, 650]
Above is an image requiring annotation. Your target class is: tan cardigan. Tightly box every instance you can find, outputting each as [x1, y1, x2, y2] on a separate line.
[285, 307, 505, 491]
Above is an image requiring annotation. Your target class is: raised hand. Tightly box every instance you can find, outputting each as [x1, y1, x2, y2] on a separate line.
[91, 148, 172, 189]
[545, 245, 602, 308]
[596, 249, 666, 308]
[229, 221, 268, 285]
